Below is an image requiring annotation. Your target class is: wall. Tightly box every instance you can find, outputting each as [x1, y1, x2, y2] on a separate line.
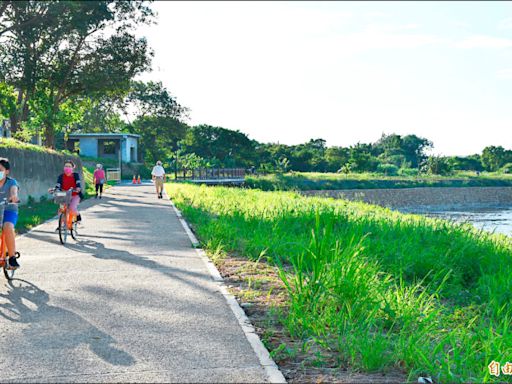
[0, 147, 84, 203]
[125, 137, 138, 162]
[79, 137, 98, 158]
[302, 187, 512, 210]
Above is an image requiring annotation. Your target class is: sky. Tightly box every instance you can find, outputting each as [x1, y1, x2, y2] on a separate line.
[137, 1, 512, 156]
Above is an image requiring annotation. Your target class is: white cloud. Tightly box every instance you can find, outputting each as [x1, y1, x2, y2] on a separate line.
[498, 17, 512, 30]
[496, 68, 512, 79]
[456, 35, 512, 49]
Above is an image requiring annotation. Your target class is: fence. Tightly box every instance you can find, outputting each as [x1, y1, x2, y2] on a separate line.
[174, 168, 245, 181]
[106, 168, 121, 182]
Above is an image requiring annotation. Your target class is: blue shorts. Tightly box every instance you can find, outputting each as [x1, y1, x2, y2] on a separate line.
[3, 210, 18, 227]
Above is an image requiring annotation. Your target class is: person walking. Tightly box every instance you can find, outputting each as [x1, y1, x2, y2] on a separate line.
[93, 164, 106, 199]
[151, 160, 166, 199]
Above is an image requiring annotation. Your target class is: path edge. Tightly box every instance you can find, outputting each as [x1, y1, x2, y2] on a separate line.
[166, 196, 287, 384]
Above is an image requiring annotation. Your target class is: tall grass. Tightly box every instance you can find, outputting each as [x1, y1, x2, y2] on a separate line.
[167, 183, 512, 382]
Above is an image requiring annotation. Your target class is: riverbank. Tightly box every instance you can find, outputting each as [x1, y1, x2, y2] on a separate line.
[166, 183, 512, 383]
[245, 172, 512, 191]
[303, 186, 512, 210]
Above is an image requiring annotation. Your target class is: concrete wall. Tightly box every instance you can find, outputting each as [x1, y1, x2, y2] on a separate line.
[0, 147, 84, 203]
[302, 187, 512, 210]
[79, 138, 98, 158]
[125, 137, 138, 162]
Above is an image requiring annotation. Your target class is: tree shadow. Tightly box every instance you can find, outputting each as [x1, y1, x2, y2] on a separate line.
[0, 279, 135, 367]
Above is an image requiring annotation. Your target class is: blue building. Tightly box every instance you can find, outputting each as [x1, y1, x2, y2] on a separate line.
[67, 133, 140, 163]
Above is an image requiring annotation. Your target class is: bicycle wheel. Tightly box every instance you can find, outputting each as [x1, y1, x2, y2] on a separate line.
[58, 213, 68, 244]
[71, 218, 78, 240]
[3, 252, 19, 280]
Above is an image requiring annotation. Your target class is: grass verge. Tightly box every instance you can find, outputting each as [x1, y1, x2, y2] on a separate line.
[166, 182, 512, 383]
[16, 167, 114, 234]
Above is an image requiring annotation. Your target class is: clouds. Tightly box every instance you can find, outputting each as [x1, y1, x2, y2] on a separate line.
[137, 1, 512, 156]
[456, 35, 512, 49]
[496, 68, 512, 79]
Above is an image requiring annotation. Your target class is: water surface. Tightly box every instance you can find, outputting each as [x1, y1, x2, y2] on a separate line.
[411, 207, 512, 236]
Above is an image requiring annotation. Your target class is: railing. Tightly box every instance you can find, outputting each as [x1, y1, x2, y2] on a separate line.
[174, 168, 246, 181]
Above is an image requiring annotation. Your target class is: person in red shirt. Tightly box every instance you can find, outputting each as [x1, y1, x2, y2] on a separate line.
[51, 160, 83, 223]
[93, 164, 106, 199]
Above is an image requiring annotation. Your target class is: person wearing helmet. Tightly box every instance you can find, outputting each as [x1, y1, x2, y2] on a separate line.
[151, 160, 166, 199]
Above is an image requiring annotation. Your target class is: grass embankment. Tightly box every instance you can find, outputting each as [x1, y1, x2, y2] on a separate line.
[167, 183, 512, 383]
[246, 171, 512, 191]
[16, 166, 107, 233]
[0, 141, 113, 232]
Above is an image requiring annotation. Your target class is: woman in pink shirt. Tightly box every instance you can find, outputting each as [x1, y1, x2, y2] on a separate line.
[93, 164, 106, 199]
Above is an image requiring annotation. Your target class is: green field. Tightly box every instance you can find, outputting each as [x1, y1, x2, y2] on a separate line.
[166, 183, 512, 382]
[245, 171, 512, 191]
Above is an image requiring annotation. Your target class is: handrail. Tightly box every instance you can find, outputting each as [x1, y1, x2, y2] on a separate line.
[175, 167, 246, 181]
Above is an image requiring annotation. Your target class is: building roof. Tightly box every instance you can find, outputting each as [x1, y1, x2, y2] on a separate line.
[69, 133, 140, 139]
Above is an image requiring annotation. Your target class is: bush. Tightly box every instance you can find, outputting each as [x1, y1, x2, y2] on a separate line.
[376, 163, 399, 176]
[398, 167, 419, 177]
[500, 163, 512, 174]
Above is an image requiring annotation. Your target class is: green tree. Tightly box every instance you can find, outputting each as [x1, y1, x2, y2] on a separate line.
[325, 146, 350, 172]
[0, 0, 154, 147]
[129, 116, 188, 165]
[183, 125, 256, 167]
[481, 146, 507, 171]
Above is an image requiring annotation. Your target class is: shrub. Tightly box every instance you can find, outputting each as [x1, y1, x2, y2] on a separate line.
[500, 163, 512, 174]
[398, 167, 419, 177]
[376, 163, 399, 176]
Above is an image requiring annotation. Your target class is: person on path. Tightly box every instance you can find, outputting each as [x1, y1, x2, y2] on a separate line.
[0, 157, 20, 269]
[51, 160, 83, 223]
[93, 164, 106, 199]
[151, 160, 166, 199]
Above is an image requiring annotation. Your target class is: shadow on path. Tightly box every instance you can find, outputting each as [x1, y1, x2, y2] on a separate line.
[0, 279, 135, 367]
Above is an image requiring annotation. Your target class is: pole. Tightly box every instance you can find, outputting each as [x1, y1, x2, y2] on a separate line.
[174, 150, 178, 180]
[118, 138, 122, 181]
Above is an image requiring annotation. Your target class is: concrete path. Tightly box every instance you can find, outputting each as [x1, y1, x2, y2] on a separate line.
[0, 183, 270, 383]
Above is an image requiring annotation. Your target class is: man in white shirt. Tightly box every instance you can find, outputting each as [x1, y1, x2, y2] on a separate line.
[151, 160, 166, 199]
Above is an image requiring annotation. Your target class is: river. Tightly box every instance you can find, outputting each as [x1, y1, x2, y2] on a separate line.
[407, 207, 512, 236]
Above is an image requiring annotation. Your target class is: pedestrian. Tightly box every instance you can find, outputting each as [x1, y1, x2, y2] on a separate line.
[93, 164, 106, 199]
[151, 160, 166, 199]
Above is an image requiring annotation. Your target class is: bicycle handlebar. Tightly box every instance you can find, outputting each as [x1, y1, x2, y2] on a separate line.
[0, 198, 19, 206]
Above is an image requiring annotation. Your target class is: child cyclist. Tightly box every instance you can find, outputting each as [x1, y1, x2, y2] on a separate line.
[0, 157, 20, 269]
[50, 160, 83, 226]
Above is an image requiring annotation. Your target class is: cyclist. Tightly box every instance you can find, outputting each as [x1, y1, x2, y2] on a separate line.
[151, 160, 166, 199]
[0, 157, 20, 270]
[50, 160, 83, 225]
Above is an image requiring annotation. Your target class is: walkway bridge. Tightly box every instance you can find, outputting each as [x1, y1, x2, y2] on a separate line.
[174, 168, 246, 186]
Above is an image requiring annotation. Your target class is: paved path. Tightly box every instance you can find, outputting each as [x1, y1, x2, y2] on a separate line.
[0, 184, 270, 383]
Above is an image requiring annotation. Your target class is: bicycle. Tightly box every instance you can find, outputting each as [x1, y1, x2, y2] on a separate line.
[0, 199, 20, 280]
[49, 188, 79, 244]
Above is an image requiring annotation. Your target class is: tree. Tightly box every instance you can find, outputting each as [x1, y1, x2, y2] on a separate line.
[325, 146, 350, 172]
[127, 81, 189, 119]
[421, 155, 452, 175]
[183, 125, 257, 167]
[0, 81, 15, 120]
[348, 143, 377, 172]
[0, 0, 154, 147]
[401, 134, 433, 168]
[129, 116, 188, 165]
[481, 146, 507, 171]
